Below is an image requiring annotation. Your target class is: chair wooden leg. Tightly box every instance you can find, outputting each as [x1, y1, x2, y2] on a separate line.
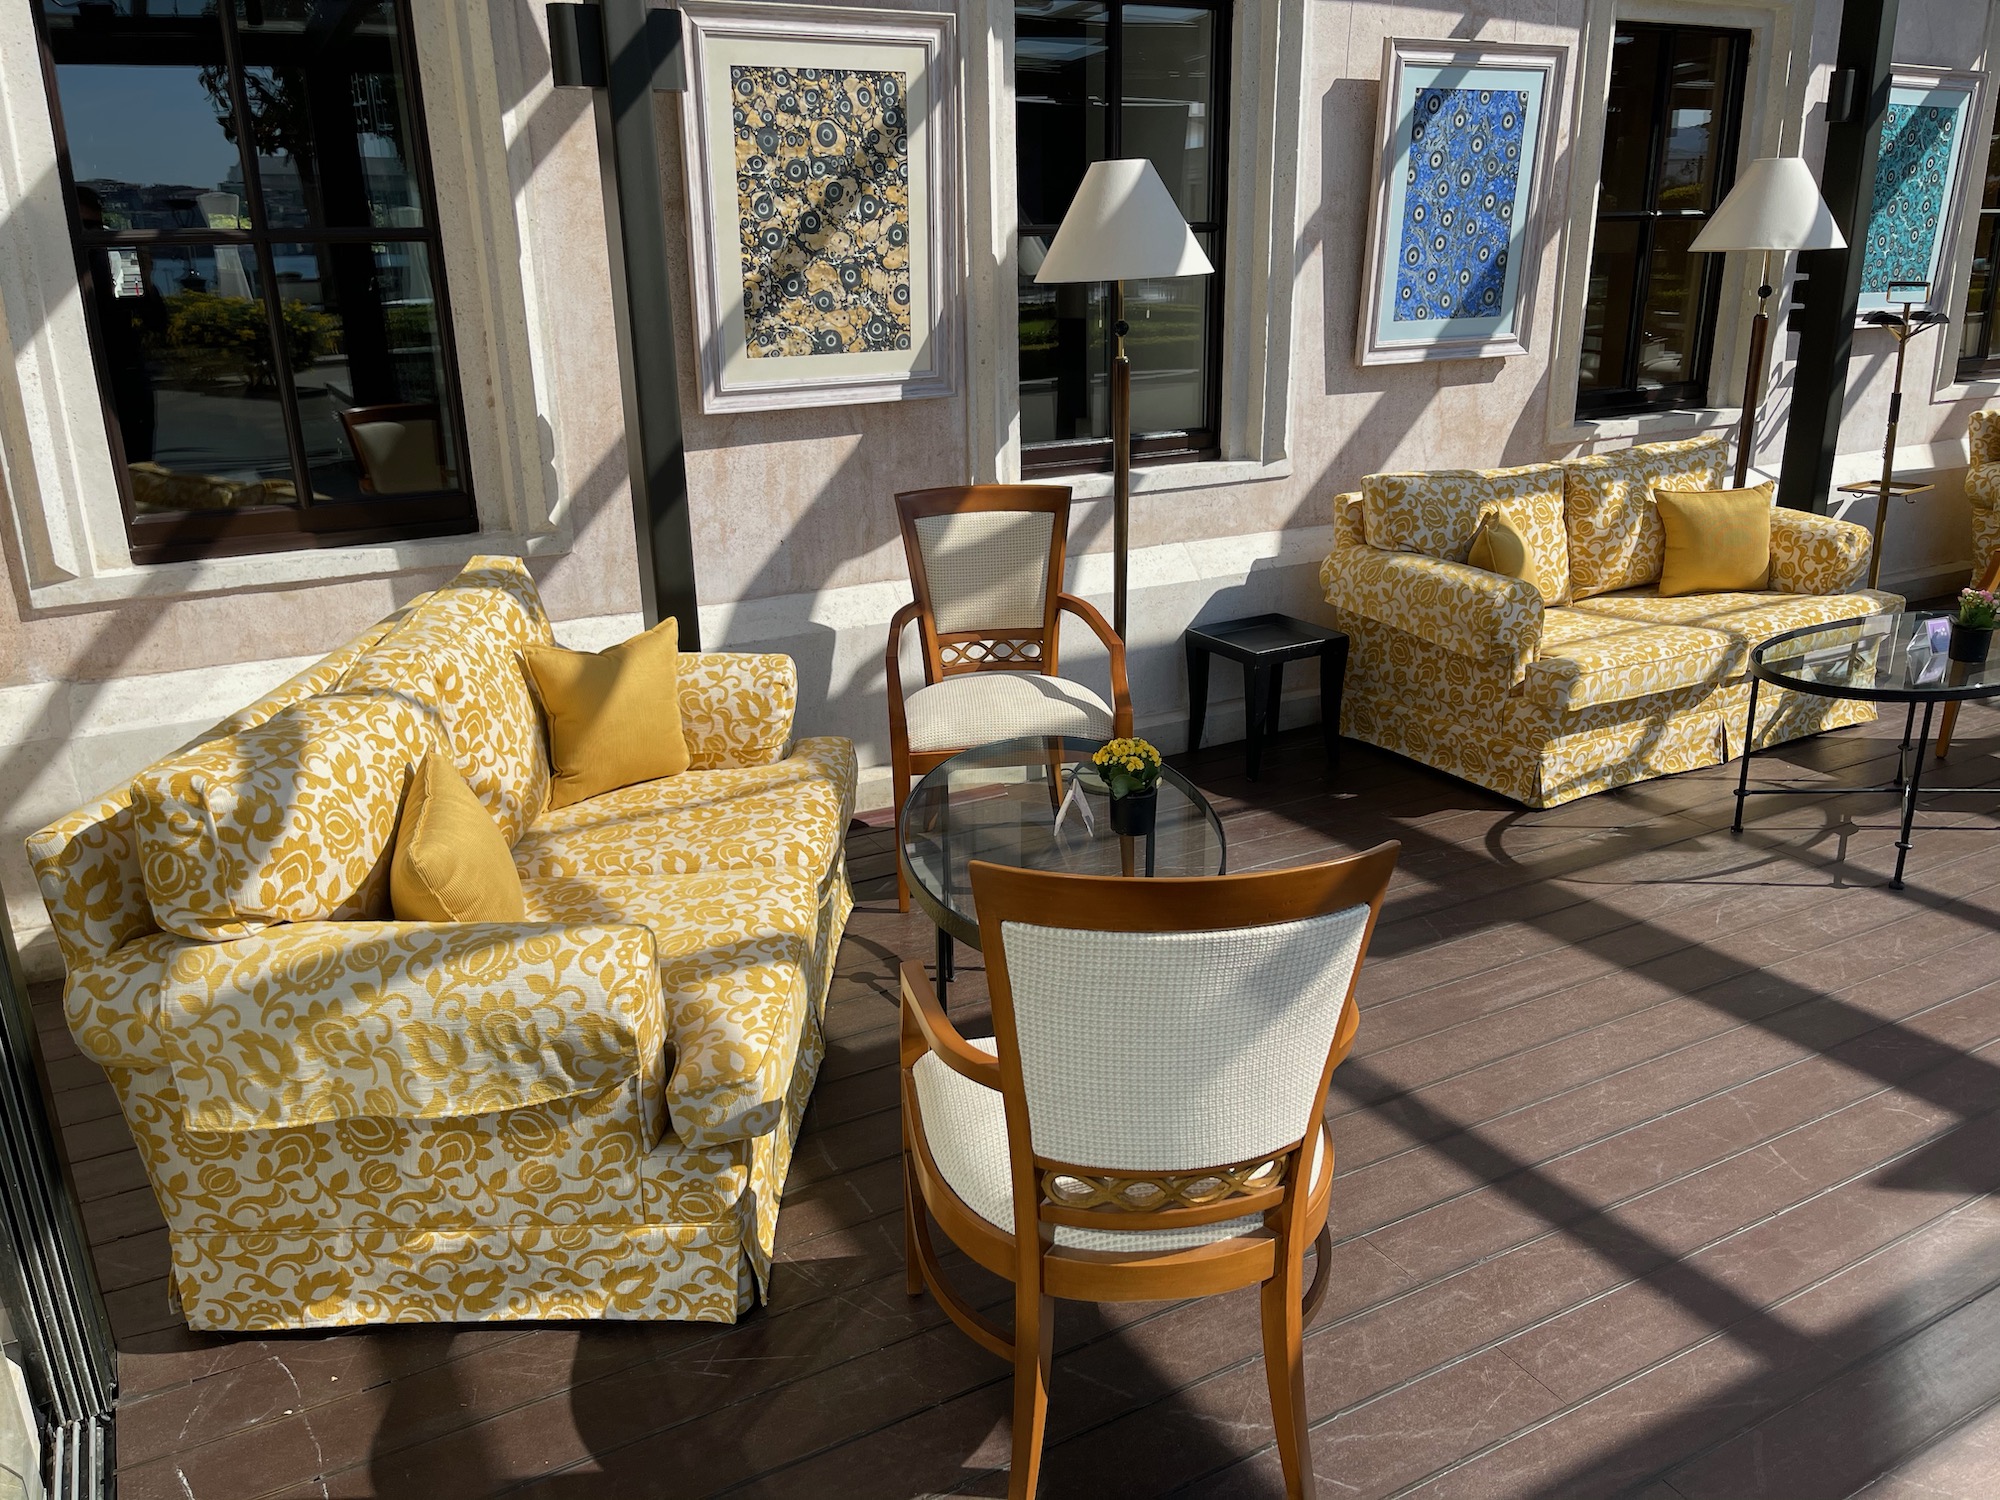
[1261, 1253, 1316, 1500]
[1009, 1288, 1055, 1500]
[1936, 699, 1962, 761]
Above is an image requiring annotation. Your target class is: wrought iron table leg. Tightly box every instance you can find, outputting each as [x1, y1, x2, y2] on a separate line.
[1732, 675, 1760, 834]
[935, 923, 952, 1002]
[1893, 699, 1937, 889]
[1893, 700, 1916, 789]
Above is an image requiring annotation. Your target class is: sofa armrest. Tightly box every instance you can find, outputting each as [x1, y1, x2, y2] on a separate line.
[1321, 537, 1544, 684]
[163, 922, 664, 1132]
[1768, 509, 1873, 594]
[678, 652, 799, 770]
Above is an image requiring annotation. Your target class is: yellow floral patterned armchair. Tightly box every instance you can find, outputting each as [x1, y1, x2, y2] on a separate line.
[29, 557, 854, 1330]
[1322, 436, 1903, 807]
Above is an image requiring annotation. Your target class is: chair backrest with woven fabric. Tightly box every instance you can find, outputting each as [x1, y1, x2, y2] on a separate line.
[896, 485, 1072, 685]
[969, 847, 1398, 1241]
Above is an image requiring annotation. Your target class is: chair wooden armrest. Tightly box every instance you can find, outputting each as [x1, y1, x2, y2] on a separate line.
[886, 600, 923, 743]
[899, 960, 1001, 1086]
[1057, 593, 1133, 736]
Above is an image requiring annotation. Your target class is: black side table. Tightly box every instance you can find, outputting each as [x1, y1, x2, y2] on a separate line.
[1184, 613, 1348, 779]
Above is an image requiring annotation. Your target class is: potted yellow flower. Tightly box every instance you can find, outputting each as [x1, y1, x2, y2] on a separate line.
[1091, 737, 1164, 836]
[1950, 587, 2000, 663]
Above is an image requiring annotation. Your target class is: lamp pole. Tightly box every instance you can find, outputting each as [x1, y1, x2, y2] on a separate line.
[1735, 250, 1774, 488]
[1111, 283, 1131, 640]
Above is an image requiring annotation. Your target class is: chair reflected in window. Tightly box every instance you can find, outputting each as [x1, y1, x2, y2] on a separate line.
[337, 403, 449, 495]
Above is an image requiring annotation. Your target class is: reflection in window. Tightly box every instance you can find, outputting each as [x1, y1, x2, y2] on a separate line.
[1957, 128, 2000, 381]
[1014, 0, 1228, 470]
[1577, 22, 1748, 416]
[34, 0, 474, 562]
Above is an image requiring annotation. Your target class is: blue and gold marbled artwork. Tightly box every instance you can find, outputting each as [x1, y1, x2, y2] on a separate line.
[732, 64, 912, 358]
[1394, 87, 1527, 323]
[1859, 101, 1958, 295]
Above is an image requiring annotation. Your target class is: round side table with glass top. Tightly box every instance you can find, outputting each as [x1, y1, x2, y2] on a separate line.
[899, 734, 1227, 999]
[1733, 610, 2000, 888]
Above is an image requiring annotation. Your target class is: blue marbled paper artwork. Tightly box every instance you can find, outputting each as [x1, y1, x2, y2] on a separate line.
[1860, 101, 1958, 295]
[1394, 87, 1528, 323]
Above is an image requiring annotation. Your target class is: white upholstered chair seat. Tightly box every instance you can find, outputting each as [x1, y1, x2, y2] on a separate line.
[903, 673, 1115, 754]
[911, 1039, 1325, 1253]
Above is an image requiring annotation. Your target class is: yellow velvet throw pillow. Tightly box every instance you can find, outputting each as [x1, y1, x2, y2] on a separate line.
[391, 752, 526, 923]
[1653, 483, 1775, 597]
[522, 617, 690, 809]
[1468, 510, 1542, 597]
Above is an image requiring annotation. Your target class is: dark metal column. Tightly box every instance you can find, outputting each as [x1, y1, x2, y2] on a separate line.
[1775, 0, 1900, 514]
[549, 1, 702, 644]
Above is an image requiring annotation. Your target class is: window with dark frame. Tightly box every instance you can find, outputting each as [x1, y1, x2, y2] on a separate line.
[1577, 22, 1749, 418]
[33, 0, 477, 565]
[1014, 0, 1228, 474]
[1956, 124, 2000, 381]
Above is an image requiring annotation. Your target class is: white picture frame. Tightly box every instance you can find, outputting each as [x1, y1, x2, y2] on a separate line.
[1356, 38, 1566, 366]
[1856, 66, 1985, 321]
[678, 1, 960, 414]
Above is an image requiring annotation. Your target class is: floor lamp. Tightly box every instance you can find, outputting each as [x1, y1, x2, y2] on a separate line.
[1035, 160, 1213, 641]
[1688, 157, 1846, 487]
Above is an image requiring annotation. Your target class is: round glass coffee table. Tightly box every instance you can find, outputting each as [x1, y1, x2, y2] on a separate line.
[1733, 610, 2000, 887]
[900, 735, 1227, 996]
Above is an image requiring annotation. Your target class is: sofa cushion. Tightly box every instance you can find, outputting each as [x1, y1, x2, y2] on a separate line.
[391, 752, 526, 924]
[520, 868, 822, 1148]
[1655, 483, 1773, 596]
[132, 692, 431, 942]
[1523, 609, 1733, 712]
[510, 737, 855, 892]
[1563, 435, 1728, 599]
[339, 556, 554, 844]
[524, 618, 690, 809]
[1563, 587, 1901, 677]
[1469, 485, 1571, 606]
[1362, 463, 1566, 565]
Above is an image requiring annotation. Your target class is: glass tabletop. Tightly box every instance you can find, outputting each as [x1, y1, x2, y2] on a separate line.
[900, 735, 1227, 948]
[1749, 611, 2000, 704]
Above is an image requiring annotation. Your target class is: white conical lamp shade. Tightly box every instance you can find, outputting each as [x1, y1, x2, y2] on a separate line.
[1034, 159, 1214, 283]
[1689, 156, 1846, 252]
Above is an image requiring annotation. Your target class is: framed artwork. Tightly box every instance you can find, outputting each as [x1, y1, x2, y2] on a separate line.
[1356, 39, 1566, 366]
[678, 1, 959, 413]
[1856, 67, 1984, 320]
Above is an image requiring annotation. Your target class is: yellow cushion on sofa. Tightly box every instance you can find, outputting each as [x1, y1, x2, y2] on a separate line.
[1469, 487, 1571, 607]
[1362, 463, 1566, 564]
[132, 692, 432, 942]
[339, 556, 555, 845]
[524, 618, 691, 810]
[1563, 435, 1729, 599]
[1654, 484, 1773, 596]
[392, 752, 526, 923]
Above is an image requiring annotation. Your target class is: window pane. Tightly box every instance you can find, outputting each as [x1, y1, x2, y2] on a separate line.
[275, 243, 460, 500]
[1127, 231, 1213, 432]
[1121, 5, 1218, 223]
[1018, 252, 1109, 444]
[1015, 0, 1108, 227]
[232, 2, 427, 229]
[1634, 217, 1709, 391]
[1657, 31, 1731, 212]
[1597, 28, 1661, 214]
[52, 64, 244, 233]
[89, 243, 303, 511]
[1960, 214, 1997, 366]
[1578, 219, 1640, 395]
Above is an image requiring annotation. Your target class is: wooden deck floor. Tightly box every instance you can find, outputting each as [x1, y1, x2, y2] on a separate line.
[36, 707, 2000, 1498]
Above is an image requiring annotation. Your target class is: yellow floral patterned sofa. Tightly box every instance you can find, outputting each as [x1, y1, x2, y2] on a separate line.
[1967, 409, 2000, 580]
[1321, 435, 1903, 807]
[27, 557, 855, 1330]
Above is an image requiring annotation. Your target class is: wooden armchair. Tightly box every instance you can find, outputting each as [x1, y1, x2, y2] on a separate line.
[900, 845, 1401, 1498]
[887, 485, 1133, 908]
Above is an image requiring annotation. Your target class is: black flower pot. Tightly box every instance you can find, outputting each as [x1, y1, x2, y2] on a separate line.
[1108, 787, 1158, 837]
[1948, 621, 1994, 664]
